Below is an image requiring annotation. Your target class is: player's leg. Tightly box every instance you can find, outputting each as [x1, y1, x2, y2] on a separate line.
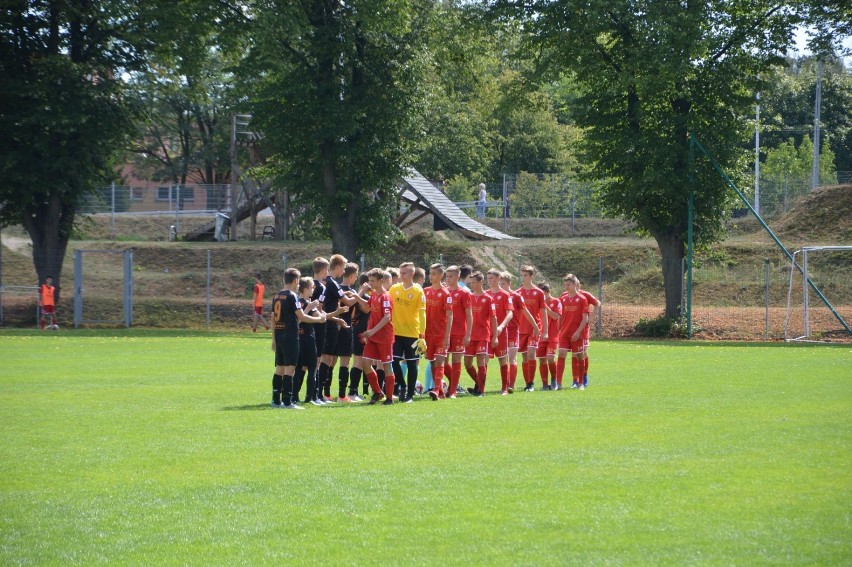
[556, 348, 569, 389]
[360, 355, 384, 402]
[536, 340, 549, 389]
[475, 352, 489, 395]
[463, 353, 477, 393]
[402, 339, 419, 403]
[391, 337, 406, 400]
[381, 360, 395, 405]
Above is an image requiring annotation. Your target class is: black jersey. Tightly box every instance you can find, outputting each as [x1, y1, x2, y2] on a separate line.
[298, 297, 317, 338]
[339, 285, 353, 325]
[323, 275, 343, 313]
[272, 289, 299, 339]
[351, 291, 371, 336]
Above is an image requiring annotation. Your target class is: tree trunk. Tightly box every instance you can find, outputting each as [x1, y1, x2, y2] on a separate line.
[330, 201, 358, 259]
[22, 193, 73, 304]
[653, 231, 685, 320]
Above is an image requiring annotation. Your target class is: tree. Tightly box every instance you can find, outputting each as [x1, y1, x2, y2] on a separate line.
[244, 0, 433, 258]
[493, 0, 801, 318]
[0, 0, 155, 299]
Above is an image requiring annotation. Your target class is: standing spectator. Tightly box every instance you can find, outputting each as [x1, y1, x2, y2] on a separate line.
[477, 183, 487, 218]
[252, 273, 270, 332]
[39, 276, 57, 330]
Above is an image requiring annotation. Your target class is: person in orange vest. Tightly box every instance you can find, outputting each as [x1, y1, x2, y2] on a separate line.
[39, 276, 57, 330]
[252, 273, 270, 332]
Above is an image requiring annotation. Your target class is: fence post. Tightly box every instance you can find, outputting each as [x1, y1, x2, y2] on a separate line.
[283, 252, 288, 271]
[502, 174, 508, 233]
[680, 257, 686, 324]
[764, 258, 770, 339]
[571, 195, 576, 235]
[124, 249, 133, 327]
[517, 255, 523, 279]
[111, 182, 116, 240]
[175, 184, 181, 234]
[597, 256, 603, 337]
[73, 250, 83, 329]
[207, 250, 212, 329]
[360, 253, 365, 272]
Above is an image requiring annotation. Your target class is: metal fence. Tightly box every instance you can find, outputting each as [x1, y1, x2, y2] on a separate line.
[2, 246, 848, 341]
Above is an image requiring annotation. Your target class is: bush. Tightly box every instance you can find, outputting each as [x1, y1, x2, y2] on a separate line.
[634, 315, 677, 337]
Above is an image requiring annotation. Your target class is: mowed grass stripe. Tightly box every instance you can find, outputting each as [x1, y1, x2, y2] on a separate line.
[1, 331, 849, 564]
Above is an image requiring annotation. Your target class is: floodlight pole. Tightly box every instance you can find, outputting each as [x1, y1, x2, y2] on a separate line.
[686, 133, 695, 338]
[811, 58, 822, 191]
[754, 91, 760, 216]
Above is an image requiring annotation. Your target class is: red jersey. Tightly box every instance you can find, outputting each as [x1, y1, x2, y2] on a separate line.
[545, 297, 562, 341]
[469, 292, 495, 341]
[367, 291, 394, 344]
[448, 286, 471, 337]
[39, 284, 55, 307]
[516, 286, 545, 334]
[505, 291, 525, 332]
[578, 290, 600, 339]
[424, 286, 453, 337]
[486, 289, 513, 328]
[559, 292, 589, 338]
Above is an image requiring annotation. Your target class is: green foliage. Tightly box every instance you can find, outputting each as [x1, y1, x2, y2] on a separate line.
[763, 137, 838, 186]
[1, 332, 850, 563]
[634, 315, 677, 338]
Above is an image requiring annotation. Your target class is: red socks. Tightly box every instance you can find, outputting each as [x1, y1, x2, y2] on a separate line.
[366, 371, 381, 394]
[449, 362, 462, 395]
[384, 372, 395, 400]
[434, 364, 446, 396]
[477, 365, 487, 392]
[539, 359, 549, 386]
[556, 358, 566, 386]
[500, 364, 509, 391]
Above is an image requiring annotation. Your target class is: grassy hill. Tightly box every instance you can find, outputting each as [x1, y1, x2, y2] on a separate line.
[2, 185, 850, 337]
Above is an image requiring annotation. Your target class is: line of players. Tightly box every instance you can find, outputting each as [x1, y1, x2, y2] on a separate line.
[270, 255, 599, 409]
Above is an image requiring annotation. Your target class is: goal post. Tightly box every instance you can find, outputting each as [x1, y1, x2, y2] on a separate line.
[785, 246, 852, 341]
[73, 249, 134, 328]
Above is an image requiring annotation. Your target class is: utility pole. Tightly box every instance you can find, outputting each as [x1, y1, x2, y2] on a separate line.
[812, 58, 822, 191]
[754, 91, 760, 215]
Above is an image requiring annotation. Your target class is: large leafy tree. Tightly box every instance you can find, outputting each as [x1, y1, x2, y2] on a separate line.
[245, 0, 434, 257]
[494, 0, 801, 318]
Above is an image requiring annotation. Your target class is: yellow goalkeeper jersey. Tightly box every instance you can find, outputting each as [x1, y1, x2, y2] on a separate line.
[389, 282, 426, 338]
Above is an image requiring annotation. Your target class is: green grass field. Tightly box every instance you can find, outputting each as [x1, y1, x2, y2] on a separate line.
[1, 330, 850, 564]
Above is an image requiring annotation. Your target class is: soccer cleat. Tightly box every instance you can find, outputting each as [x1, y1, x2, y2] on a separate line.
[466, 387, 479, 396]
[337, 396, 352, 403]
[310, 399, 323, 406]
[428, 391, 439, 401]
[323, 396, 335, 403]
[315, 398, 328, 405]
[369, 392, 386, 405]
[507, 387, 514, 394]
[349, 394, 364, 402]
[501, 390, 508, 396]
[570, 383, 580, 389]
[382, 399, 394, 405]
[524, 384, 534, 392]
[579, 385, 585, 390]
[270, 401, 281, 408]
[553, 384, 561, 391]
[542, 384, 552, 391]
[448, 394, 457, 399]
[403, 398, 413, 403]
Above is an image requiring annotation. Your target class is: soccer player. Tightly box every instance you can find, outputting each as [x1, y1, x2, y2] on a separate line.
[536, 283, 562, 390]
[459, 264, 473, 289]
[390, 262, 426, 403]
[310, 258, 329, 397]
[38, 275, 57, 330]
[516, 266, 548, 392]
[349, 273, 372, 398]
[556, 274, 590, 390]
[293, 277, 323, 405]
[271, 268, 325, 409]
[424, 263, 453, 400]
[576, 279, 601, 388]
[317, 254, 355, 401]
[445, 265, 472, 399]
[500, 272, 537, 393]
[353, 269, 396, 405]
[251, 273, 270, 332]
[486, 269, 514, 395]
[333, 262, 361, 401]
[464, 272, 498, 396]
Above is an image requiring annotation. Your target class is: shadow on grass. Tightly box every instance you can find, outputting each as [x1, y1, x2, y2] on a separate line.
[221, 404, 275, 411]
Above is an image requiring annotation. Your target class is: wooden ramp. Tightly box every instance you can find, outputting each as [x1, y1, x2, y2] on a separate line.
[399, 169, 516, 240]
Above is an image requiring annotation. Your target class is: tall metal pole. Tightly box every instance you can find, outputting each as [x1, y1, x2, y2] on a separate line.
[812, 58, 822, 191]
[175, 184, 181, 234]
[764, 258, 770, 339]
[230, 114, 238, 241]
[687, 133, 695, 338]
[597, 256, 603, 337]
[206, 250, 211, 329]
[754, 91, 761, 215]
[111, 181, 116, 239]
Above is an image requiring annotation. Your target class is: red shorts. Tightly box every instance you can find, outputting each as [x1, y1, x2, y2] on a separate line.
[519, 333, 539, 352]
[363, 340, 393, 363]
[559, 337, 589, 353]
[506, 327, 519, 349]
[465, 339, 489, 357]
[254, 306, 263, 316]
[490, 331, 508, 358]
[424, 334, 448, 361]
[449, 334, 466, 354]
[536, 340, 558, 358]
[41, 305, 56, 315]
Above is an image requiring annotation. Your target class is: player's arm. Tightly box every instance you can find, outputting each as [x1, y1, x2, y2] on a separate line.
[418, 295, 426, 338]
[540, 300, 549, 340]
[352, 291, 371, 312]
[443, 308, 453, 349]
[330, 315, 349, 329]
[572, 311, 589, 341]
[363, 312, 391, 339]
[490, 313, 500, 347]
[331, 304, 349, 317]
[297, 307, 326, 324]
[497, 307, 513, 333]
[340, 291, 359, 307]
[463, 306, 472, 346]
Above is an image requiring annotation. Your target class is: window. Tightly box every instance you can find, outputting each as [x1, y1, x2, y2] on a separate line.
[156, 186, 171, 201]
[179, 186, 194, 202]
[131, 188, 144, 202]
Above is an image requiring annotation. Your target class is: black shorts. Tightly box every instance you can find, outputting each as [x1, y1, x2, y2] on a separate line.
[393, 336, 419, 361]
[275, 336, 300, 367]
[298, 334, 317, 368]
[322, 322, 340, 355]
[313, 323, 326, 354]
[335, 327, 353, 357]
